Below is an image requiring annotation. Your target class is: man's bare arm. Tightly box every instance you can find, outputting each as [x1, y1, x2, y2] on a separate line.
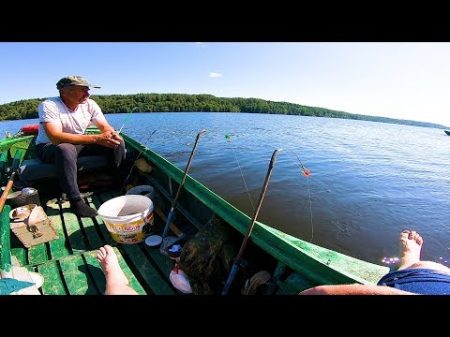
[43, 122, 120, 148]
[299, 284, 416, 295]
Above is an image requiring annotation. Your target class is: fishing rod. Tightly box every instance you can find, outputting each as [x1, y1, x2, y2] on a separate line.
[221, 148, 282, 295]
[160, 129, 207, 251]
[120, 130, 157, 193]
[0, 171, 16, 213]
[117, 109, 137, 135]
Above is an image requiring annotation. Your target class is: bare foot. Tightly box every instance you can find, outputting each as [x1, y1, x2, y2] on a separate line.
[398, 230, 423, 270]
[96, 245, 129, 286]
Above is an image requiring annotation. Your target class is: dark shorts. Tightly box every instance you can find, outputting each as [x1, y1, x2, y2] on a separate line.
[377, 268, 450, 295]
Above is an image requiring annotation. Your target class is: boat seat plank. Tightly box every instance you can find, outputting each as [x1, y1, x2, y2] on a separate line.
[143, 245, 175, 282]
[60, 201, 89, 254]
[18, 156, 108, 184]
[37, 260, 67, 295]
[82, 249, 147, 295]
[45, 200, 71, 260]
[121, 244, 175, 295]
[27, 243, 48, 266]
[79, 214, 104, 250]
[58, 254, 98, 295]
[10, 248, 27, 267]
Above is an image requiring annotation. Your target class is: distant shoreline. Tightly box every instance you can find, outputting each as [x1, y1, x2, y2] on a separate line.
[0, 93, 446, 129]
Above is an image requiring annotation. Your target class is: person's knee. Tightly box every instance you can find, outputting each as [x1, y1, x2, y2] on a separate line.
[55, 143, 77, 159]
[410, 261, 450, 274]
[56, 143, 77, 153]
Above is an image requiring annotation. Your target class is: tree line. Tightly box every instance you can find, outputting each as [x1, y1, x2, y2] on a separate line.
[0, 93, 445, 128]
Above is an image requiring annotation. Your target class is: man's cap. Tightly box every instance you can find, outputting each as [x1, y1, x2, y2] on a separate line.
[56, 76, 101, 90]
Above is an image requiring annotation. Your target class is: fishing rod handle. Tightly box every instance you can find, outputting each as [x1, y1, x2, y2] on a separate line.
[221, 263, 239, 295]
[162, 207, 175, 238]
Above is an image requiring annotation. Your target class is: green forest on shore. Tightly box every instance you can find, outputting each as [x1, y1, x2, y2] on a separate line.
[0, 93, 445, 128]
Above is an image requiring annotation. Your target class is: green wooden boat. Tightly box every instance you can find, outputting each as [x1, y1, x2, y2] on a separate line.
[0, 126, 389, 295]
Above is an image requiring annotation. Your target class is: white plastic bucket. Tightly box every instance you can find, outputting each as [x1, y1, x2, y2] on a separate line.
[98, 195, 154, 244]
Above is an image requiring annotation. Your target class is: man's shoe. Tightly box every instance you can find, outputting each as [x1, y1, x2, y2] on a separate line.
[70, 198, 97, 218]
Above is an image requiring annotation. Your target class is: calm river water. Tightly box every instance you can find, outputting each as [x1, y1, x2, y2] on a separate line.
[2, 112, 449, 267]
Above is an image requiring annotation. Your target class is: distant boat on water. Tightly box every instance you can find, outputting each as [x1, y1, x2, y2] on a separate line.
[445, 130, 450, 136]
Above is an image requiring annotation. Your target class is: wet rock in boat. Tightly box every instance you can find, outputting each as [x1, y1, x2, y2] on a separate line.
[179, 216, 236, 295]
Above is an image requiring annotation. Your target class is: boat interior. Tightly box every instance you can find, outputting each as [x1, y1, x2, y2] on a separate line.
[1, 137, 310, 295]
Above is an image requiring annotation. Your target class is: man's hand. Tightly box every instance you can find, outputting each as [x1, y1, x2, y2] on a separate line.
[96, 131, 122, 148]
[110, 131, 123, 142]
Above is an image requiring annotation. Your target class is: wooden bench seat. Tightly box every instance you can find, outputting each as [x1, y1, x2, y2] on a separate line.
[18, 156, 108, 185]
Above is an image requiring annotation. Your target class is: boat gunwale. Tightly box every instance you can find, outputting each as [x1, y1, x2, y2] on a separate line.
[121, 132, 389, 285]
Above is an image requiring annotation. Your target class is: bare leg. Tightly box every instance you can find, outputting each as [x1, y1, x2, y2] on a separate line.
[299, 283, 414, 295]
[96, 245, 137, 295]
[398, 230, 450, 274]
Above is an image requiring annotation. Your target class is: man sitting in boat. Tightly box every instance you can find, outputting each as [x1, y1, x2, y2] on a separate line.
[35, 75, 125, 218]
[300, 230, 450, 295]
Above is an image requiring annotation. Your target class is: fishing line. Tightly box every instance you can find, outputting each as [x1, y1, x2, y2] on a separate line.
[222, 148, 282, 295]
[225, 134, 255, 212]
[295, 154, 314, 242]
[120, 130, 157, 192]
[118, 109, 136, 134]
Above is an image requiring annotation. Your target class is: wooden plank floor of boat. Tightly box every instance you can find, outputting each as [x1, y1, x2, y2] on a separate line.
[10, 190, 177, 295]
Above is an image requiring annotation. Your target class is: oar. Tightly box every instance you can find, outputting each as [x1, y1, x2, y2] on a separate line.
[221, 148, 282, 295]
[160, 129, 207, 250]
[0, 171, 16, 213]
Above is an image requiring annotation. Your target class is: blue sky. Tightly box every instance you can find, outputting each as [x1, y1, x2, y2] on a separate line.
[1, 42, 450, 126]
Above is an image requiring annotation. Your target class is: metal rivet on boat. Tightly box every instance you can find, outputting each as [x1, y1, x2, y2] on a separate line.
[145, 235, 162, 247]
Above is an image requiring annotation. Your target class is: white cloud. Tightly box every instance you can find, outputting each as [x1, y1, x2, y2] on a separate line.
[209, 72, 222, 78]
